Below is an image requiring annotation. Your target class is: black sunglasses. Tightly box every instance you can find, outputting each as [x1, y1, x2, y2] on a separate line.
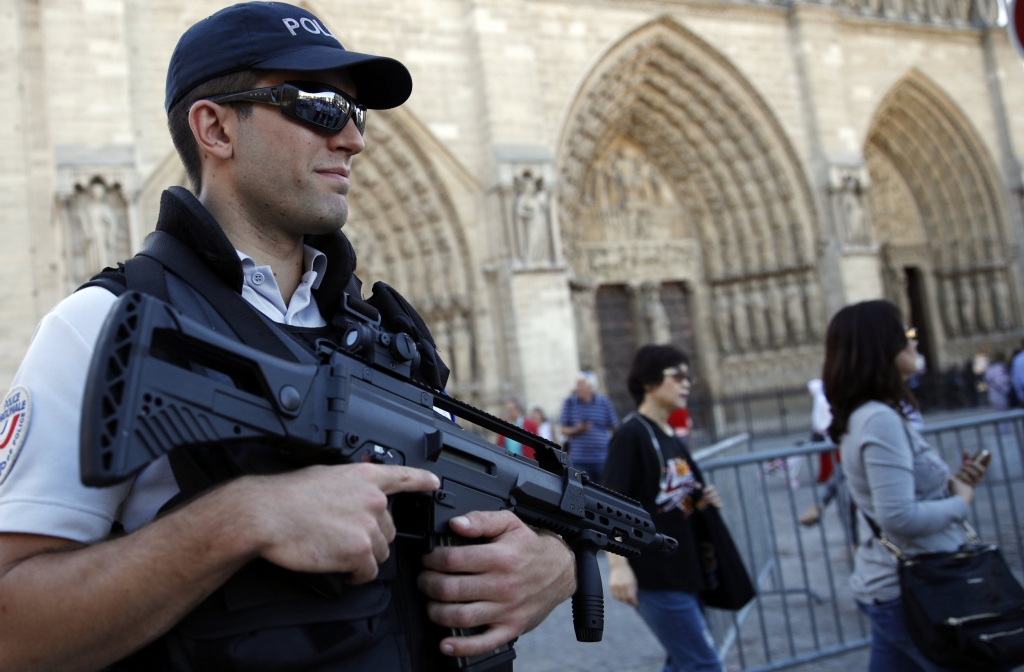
[205, 81, 366, 135]
[662, 368, 693, 385]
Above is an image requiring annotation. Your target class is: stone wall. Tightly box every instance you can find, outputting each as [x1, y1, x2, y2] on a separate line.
[4, 0, 1024, 415]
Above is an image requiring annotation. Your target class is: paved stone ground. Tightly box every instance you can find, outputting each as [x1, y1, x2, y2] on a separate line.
[514, 551, 870, 672]
[514, 408, 1023, 672]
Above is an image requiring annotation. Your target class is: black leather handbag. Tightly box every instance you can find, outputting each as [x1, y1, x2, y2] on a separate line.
[866, 516, 1024, 671]
[692, 505, 756, 610]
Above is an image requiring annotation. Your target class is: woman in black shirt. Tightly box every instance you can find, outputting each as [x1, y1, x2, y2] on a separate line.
[603, 345, 725, 672]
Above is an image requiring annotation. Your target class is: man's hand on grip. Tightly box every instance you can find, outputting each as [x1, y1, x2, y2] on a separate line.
[246, 463, 439, 584]
[417, 511, 576, 658]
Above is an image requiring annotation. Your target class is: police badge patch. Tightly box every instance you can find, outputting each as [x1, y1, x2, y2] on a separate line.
[0, 386, 31, 486]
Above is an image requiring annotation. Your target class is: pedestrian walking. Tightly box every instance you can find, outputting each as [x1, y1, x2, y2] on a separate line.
[603, 345, 726, 672]
[825, 300, 990, 672]
[559, 370, 619, 483]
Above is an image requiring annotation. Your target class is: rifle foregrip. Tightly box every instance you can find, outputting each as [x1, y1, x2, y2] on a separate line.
[571, 545, 604, 642]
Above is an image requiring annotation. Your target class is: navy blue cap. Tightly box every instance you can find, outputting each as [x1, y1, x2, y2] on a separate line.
[165, 2, 412, 113]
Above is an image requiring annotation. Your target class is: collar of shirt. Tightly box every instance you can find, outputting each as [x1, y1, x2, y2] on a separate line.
[235, 246, 328, 327]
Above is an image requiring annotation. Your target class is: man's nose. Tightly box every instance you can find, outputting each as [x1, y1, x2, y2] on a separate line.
[331, 118, 365, 155]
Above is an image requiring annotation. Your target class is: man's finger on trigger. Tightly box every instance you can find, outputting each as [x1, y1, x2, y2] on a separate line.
[451, 510, 522, 539]
[377, 466, 441, 495]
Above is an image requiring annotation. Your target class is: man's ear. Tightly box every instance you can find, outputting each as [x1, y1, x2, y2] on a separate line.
[188, 100, 236, 162]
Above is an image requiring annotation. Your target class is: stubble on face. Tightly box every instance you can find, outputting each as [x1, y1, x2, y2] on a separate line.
[230, 70, 361, 242]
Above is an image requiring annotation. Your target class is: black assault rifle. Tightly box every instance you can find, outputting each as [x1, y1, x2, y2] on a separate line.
[80, 291, 677, 671]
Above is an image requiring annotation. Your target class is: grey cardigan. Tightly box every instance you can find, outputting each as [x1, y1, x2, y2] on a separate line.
[840, 401, 969, 604]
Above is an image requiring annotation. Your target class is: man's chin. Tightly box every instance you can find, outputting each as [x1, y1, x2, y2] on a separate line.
[305, 203, 349, 235]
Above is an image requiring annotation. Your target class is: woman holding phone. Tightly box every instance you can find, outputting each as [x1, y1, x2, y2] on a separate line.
[825, 301, 988, 671]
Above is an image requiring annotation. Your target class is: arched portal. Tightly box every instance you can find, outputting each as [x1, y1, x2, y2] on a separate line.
[346, 109, 482, 400]
[865, 71, 1020, 365]
[558, 18, 825, 397]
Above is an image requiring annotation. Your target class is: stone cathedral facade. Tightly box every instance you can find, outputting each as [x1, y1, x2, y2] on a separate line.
[4, 0, 1024, 420]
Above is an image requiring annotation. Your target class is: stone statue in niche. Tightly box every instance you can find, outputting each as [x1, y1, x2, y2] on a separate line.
[784, 276, 807, 345]
[930, 0, 951, 19]
[66, 178, 131, 286]
[804, 278, 826, 339]
[640, 282, 671, 345]
[747, 285, 768, 351]
[765, 278, 788, 347]
[942, 277, 960, 337]
[993, 272, 1013, 330]
[834, 173, 872, 246]
[730, 284, 752, 353]
[713, 286, 734, 355]
[906, 0, 927, 19]
[958, 276, 976, 335]
[512, 169, 552, 264]
[975, 276, 995, 333]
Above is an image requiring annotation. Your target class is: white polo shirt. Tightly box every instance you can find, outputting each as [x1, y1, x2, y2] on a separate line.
[0, 246, 327, 543]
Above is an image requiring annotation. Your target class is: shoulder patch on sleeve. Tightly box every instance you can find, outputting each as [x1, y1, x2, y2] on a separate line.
[0, 386, 31, 486]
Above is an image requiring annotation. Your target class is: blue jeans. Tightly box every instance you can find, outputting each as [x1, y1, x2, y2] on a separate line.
[858, 598, 957, 672]
[636, 589, 724, 672]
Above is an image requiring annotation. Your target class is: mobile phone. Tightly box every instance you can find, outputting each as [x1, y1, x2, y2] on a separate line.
[971, 449, 992, 467]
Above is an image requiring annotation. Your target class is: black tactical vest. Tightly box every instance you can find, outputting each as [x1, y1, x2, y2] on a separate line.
[83, 187, 455, 672]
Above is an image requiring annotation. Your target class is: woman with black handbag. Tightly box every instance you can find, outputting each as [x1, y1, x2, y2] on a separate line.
[603, 344, 752, 672]
[825, 300, 994, 671]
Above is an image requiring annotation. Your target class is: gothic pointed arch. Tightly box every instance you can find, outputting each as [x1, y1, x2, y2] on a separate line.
[865, 70, 1019, 343]
[557, 17, 825, 394]
[346, 107, 483, 399]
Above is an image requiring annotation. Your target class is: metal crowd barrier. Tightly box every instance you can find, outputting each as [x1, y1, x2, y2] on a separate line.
[694, 409, 1024, 671]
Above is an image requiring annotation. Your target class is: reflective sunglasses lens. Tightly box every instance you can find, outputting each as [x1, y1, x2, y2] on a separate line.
[291, 93, 349, 132]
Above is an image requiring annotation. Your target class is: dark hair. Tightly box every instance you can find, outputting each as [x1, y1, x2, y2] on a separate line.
[627, 344, 689, 406]
[823, 300, 917, 442]
[167, 70, 261, 193]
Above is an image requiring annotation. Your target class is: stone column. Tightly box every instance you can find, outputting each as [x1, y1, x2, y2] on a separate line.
[493, 151, 579, 418]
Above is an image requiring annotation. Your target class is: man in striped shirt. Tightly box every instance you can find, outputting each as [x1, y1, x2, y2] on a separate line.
[560, 371, 620, 483]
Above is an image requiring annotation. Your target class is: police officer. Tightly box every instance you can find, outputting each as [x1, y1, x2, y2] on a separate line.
[0, 3, 575, 670]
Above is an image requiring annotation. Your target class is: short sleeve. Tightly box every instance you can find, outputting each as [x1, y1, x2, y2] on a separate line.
[0, 288, 134, 542]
